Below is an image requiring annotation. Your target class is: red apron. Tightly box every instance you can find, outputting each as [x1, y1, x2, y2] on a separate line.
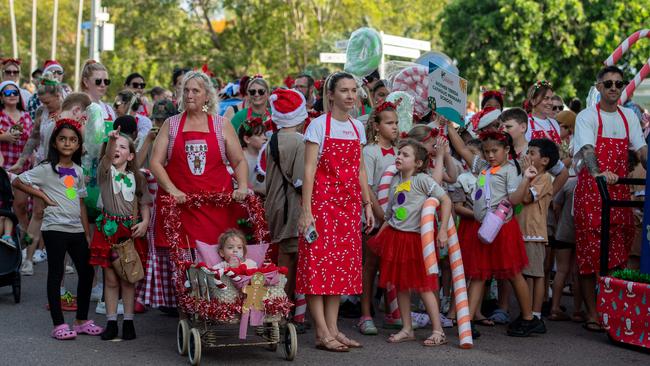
[574, 105, 634, 275]
[154, 112, 239, 248]
[296, 113, 363, 295]
[529, 116, 561, 144]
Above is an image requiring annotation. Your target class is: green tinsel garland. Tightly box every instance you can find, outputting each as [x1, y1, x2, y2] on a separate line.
[611, 269, 650, 285]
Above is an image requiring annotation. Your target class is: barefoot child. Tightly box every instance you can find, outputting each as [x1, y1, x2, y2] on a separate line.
[211, 229, 258, 270]
[13, 119, 102, 340]
[368, 139, 451, 346]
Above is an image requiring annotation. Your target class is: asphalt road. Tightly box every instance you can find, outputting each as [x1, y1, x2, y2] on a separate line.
[1, 262, 648, 366]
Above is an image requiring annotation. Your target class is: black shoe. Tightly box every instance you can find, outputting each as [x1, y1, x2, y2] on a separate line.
[101, 320, 118, 340]
[507, 316, 545, 337]
[291, 321, 307, 335]
[470, 321, 481, 338]
[339, 300, 361, 319]
[159, 306, 179, 317]
[541, 301, 552, 317]
[533, 317, 547, 334]
[122, 320, 136, 340]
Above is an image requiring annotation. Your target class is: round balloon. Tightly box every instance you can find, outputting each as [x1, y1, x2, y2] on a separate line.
[392, 65, 431, 118]
[385, 91, 414, 133]
[416, 51, 459, 75]
[344, 27, 382, 77]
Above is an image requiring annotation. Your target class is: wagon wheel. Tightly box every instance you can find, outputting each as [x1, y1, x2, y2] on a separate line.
[177, 320, 190, 355]
[188, 328, 202, 365]
[282, 323, 298, 361]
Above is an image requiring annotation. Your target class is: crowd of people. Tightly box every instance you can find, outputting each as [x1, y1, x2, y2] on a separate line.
[1, 55, 648, 352]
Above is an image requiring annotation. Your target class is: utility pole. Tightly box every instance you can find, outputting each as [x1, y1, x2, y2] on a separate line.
[30, 0, 37, 73]
[51, 0, 59, 60]
[9, 0, 18, 58]
[74, 0, 84, 91]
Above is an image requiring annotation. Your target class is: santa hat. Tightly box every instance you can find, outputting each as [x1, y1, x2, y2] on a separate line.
[470, 106, 501, 131]
[0, 80, 20, 92]
[269, 88, 307, 129]
[43, 60, 63, 74]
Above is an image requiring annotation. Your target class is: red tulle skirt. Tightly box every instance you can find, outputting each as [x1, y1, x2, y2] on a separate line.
[457, 218, 528, 280]
[90, 223, 148, 269]
[375, 225, 439, 292]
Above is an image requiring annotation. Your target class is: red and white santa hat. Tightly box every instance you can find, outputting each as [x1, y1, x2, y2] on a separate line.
[269, 88, 307, 129]
[43, 60, 63, 74]
[469, 106, 501, 132]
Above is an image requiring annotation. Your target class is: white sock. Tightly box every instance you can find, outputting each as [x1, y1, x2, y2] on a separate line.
[532, 312, 541, 318]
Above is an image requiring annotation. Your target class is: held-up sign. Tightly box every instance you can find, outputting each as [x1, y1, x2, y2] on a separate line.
[427, 62, 468, 127]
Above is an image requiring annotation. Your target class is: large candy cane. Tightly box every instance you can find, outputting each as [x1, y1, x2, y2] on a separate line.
[603, 29, 650, 104]
[421, 197, 473, 349]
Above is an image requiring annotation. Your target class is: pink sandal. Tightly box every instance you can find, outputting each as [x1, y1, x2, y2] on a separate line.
[51, 324, 77, 340]
[73, 320, 104, 336]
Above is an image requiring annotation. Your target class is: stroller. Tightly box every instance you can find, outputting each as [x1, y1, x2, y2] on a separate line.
[0, 168, 21, 303]
[162, 193, 298, 366]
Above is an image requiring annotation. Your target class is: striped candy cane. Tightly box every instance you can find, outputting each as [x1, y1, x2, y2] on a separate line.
[376, 164, 401, 321]
[293, 293, 307, 323]
[620, 57, 650, 104]
[420, 198, 473, 348]
[420, 198, 440, 275]
[604, 29, 650, 66]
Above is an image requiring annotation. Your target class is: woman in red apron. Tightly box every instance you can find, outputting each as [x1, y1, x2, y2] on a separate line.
[524, 80, 562, 144]
[149, 71, 248, 308]
[298, 72, 375, 352]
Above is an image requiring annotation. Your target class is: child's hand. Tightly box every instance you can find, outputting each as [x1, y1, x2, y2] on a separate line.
[42, 193, 57, 207]
[228, 256, 241, 267]
[437, 229, 448, 249]
[524, 166, 538, 179]
[131, 221, 148, 238]
[521, 155, 531, 171]
[108, 126, 121, 140]
[433, 136, 449, 155]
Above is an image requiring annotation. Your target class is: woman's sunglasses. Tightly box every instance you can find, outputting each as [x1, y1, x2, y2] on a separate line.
[598, 80, 627, 90]
[3, 70, 19, 76]
[94, 78, 111, 86]
[130, 82, 146, 89]
[552, 105, 563, 111]
[2, 89, 19, 97]
[53, 70, 64, 76]
[248, 89, 266, 96]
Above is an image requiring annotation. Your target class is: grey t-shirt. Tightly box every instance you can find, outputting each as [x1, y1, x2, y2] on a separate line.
[363, 144, 397, 191]
[386, 173, 447, 233]
[471, 156, 521, 222]
[18, 163, 87, 233]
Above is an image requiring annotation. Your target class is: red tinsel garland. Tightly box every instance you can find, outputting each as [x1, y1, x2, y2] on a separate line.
[160, 192, 278, 322]
[264, 296, 293, 318]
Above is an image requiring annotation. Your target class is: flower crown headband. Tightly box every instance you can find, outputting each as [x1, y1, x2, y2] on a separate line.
[533, 79, 552, 90]
[375, 100, 400, 114]
[55, 118, 82, 132]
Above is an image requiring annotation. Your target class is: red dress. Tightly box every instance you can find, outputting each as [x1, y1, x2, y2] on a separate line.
[574, 105, 634, 275]
[296, 113, 363, 295]
[153, 112, 243, 248]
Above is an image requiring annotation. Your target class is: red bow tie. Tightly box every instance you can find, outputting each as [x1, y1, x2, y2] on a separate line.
[381, 147, 395, 156]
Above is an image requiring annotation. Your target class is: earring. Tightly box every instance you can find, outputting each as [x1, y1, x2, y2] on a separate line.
[374, 134, 379, 143]
[201, 103, 209, 113]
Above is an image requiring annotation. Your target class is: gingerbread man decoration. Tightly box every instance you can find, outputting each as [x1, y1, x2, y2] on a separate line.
[242, 272, 267, 312]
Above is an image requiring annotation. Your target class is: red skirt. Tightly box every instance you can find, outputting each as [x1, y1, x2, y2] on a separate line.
[90, 222, 148, 269]
[457, 218, 528, 280]
[376, 226, 439, 292]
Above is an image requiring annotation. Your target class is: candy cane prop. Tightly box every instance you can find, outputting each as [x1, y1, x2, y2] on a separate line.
[421, 198, 473, 349]
[392, 65, 431, 118]
[603, 29, 650, 104]
[293, 293, 307, 323]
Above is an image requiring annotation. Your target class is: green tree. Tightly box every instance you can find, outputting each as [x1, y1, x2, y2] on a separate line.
[440, 0, 650, 104]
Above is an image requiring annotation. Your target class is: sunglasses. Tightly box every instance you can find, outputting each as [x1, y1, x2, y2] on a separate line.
[3, 70, 19, 76]
[599, 80, 627, 90]
[2, 89, 19, 97]
[130, 82, 146, 89]
[248, 89, 266, 96]
[94, 78, 111, 86]
[552, 105, 563, 111]
[53, 70, 64, 76]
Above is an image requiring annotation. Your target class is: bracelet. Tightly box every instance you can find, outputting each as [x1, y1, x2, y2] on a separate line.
[362, 201, 372, 206]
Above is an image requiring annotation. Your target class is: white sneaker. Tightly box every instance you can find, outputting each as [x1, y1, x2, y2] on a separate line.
[65, 265, 75, 274]
[20, 260, 34, 276]
[95, 301, 106, 315]
[22, 248, 26, 260]
[91, 284, 103, 302]
[33, 249, 47, 263]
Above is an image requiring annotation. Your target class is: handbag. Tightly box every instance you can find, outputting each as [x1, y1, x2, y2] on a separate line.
[110, 200, 144, 283]
[477, 169, 512, 244]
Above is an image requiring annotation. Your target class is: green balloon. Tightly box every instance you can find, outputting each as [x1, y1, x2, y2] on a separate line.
[344, 27, 382, 77]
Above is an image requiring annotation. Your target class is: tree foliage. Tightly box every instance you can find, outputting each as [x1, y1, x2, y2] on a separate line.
[440, 0, 650, 104]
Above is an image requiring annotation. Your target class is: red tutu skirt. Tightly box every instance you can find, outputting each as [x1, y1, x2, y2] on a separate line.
[90, 220, 148, 269]
[457, 218, 528, 280]
[376, 225, 439, 292]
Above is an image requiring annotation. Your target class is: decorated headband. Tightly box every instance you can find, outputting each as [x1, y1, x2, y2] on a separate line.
[1, 58, 21, 66]
[55, 118, 82, 132]
[200, 64, 214, 78]
[478, 129, 508, 143]
[400, 131, 409, 139]
[375, 101, 398, 114]
[533, 79, 552, 90]
[481, 90, 504, 103]
[283, 75, 295, 89]
[421, 127, 440, 142]
[252, 74, 264, 79]
[40, 78, 60, 87]
[241, 117, 264, 133]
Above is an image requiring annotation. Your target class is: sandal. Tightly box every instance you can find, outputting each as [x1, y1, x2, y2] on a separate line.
[571, 311, 587, 323]
[51, 324, 77, 340]
[387, 329, 416, 343]
[73, 320, 104, 336]
[583, 321, 605, 333]
[474, 317, 496, 326]
[315, 337, 349, 352]
[423, 330, 447, 346]
[335, 332, 363, 348]
[548, 311, 571, 321]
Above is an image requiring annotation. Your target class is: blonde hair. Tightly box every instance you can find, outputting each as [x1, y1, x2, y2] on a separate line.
[80, 60, 108, 91]
[61, 92, 92, 112]
[177, 71, 219, 115]
[218, 229, 248, 256]
[247, 77, 269, 94]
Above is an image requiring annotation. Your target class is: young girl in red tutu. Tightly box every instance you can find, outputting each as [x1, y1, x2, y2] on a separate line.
[446, 120, 545, 338]
[368, 139, 451, 346]
[89, 127, 151, 341]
